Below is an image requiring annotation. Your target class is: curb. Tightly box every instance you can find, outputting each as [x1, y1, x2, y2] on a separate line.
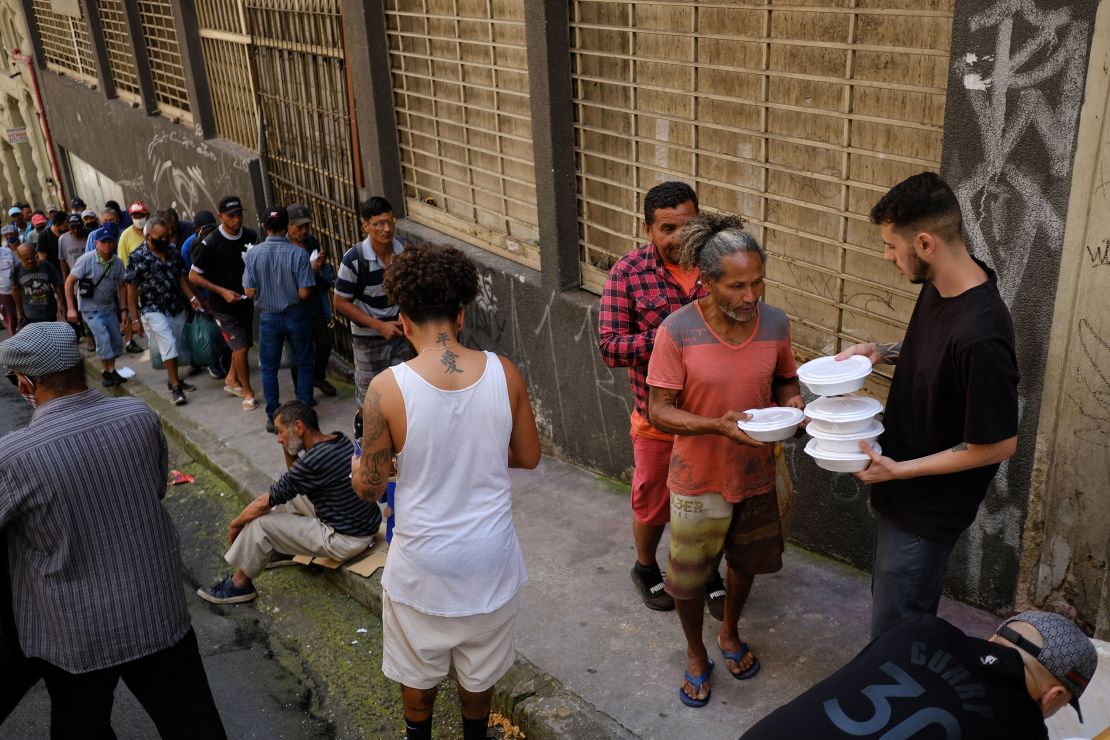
[86, 357, 636, 740]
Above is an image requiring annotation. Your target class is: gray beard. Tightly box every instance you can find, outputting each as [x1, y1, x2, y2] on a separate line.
[719, 302, 756, 323]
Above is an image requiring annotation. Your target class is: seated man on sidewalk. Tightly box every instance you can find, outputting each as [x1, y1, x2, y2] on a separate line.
[741, 610, 1098, 739]
[197, 400, 381, 604]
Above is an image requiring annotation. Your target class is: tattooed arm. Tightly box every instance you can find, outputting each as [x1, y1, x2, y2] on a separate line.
[350, 380, 398, 502]
[853, 436, 1017, 484]
[835, 341, 902, 366]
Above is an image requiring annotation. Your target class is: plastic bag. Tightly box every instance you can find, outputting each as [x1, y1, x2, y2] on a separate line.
[150, 327, 192, 370]
[187, 313, 222, 368]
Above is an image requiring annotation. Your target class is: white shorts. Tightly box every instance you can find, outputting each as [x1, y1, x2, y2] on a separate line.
[142, 310, 186, 362]
[381, 589, 519, 692]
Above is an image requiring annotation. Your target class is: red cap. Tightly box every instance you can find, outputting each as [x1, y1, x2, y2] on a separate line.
[128, 201, 148, 216]
[30, 213, 46, 226]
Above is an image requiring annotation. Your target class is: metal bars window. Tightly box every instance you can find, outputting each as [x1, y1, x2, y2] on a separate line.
[248, 0, 361, 359]
[570, 0, 952, 396]
[196, 0, 257, 150]
[384, 0, 540, 269]
[97, 0, 141, 102]
[30, 0, 97, 84]
[137, 0, 192, 121]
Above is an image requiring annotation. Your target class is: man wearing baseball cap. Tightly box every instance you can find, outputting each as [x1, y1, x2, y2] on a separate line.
[7, 206, 25, 234]
[65, 224, 128, 386]
[23, 211, 47, 248]
[0, 322, 226, 738]
[741, 610, 1098, 739]
[117, 201, 149, 268]
[189, 195, 259, 410]
[242, 205, 315, 433]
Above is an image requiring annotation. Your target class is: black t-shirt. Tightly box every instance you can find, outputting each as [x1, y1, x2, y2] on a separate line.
[872, 261, 1018, 541]
[11, 261, 61, 320]
[741, 615, 1046, 740]
[189, 226, 258, 313]
[36, 229, 61, 273]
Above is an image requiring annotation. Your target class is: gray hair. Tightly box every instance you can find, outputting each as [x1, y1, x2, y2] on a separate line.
[678, 213, 765, 280]
[146, 216, 168, 233]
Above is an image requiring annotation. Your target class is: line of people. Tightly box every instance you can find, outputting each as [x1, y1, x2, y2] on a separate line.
[0, 173, 1101, 740]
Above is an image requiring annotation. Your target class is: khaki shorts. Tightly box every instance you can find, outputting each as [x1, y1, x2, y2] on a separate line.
[381, 589, 519, 692]
[665, 490, 784, 601]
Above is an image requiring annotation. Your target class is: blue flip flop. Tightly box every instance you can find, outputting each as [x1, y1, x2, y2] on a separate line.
[679, 660, 715, 708]
[718, 638, 761, 680]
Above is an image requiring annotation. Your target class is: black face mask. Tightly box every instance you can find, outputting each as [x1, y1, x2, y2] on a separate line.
[149, 237, 169, 251]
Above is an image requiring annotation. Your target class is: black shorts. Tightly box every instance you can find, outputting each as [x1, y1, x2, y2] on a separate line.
[212, 305, 254, 351]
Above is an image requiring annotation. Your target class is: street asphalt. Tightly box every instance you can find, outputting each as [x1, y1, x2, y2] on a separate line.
[0, 376, 334, 739]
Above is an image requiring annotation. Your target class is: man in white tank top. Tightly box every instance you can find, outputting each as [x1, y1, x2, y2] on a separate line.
[350, 244, 540, 740]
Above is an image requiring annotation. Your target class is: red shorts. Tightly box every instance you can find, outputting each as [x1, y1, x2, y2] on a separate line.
[630, 433, 673, 526]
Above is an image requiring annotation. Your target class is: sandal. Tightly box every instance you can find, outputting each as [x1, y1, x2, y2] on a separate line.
[678, 661, 714, 708]
[241, 397, 258, 411]
[718, 637, 761, 680]
[223, 385, 246, 397]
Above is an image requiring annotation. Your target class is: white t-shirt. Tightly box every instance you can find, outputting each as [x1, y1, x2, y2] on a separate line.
[382, 352, 527, 616]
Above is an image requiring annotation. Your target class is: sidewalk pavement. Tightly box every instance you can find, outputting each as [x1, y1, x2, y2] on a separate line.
[102, 346, 1109, 740]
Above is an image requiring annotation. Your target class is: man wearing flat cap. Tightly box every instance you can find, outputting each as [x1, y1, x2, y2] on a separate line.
[0, 322, 226, 738]
[741, 610, 1098, 739]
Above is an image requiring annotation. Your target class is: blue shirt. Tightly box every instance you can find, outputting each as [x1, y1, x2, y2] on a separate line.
[242, 235, 314, 313]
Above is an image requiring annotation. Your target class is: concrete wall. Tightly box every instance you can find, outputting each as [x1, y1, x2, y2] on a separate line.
[1018, 0, 1110, 639]
[938, 0, 1101, 611]
[0, 0, 58, 207]
[39, 73, 262, 221]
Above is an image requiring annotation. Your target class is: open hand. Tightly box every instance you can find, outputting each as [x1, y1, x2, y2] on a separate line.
[835, 342, 882, 366]
[852, 442, 904, 484]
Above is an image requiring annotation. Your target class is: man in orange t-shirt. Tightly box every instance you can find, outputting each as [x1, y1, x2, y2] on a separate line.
[598, 182, 717, 615]
[647, 213, 803, 709]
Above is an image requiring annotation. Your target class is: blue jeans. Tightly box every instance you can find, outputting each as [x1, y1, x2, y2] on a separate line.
[870, 513, 957, 640]
[82, 307, 123, 360]
[258, 302, 313, 420]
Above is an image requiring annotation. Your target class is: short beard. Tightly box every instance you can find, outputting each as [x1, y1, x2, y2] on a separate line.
[718, 301, 756, 323]
[284, 435, 305, 457]
[908, 252, 933, 284]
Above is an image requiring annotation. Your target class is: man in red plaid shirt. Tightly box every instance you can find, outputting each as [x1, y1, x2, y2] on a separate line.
[598, 182, 725, 617]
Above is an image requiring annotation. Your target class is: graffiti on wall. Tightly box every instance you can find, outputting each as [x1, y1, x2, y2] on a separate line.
[954, 0, 1091, 304]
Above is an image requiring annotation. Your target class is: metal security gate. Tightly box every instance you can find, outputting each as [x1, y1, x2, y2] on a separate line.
[197, 0, 361, 359]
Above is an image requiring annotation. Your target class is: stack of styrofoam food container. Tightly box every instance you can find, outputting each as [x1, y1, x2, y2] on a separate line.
[796, 356, 883, 473]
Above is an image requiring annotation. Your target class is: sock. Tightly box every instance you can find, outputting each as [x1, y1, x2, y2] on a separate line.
[404, 717, 432, 740]
[462, 716, 488, 740]
[634, 561, 658, 574]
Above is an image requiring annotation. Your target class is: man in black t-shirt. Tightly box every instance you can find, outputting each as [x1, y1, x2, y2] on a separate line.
[188, 195, 259, 411]
[741, 611, 1097, 740]
[837, 172, 1019, 639]
[35, 211, 68, 275]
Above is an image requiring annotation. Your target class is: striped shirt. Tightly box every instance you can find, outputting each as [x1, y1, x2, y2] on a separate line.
[268, 432, 381, 537]
[242, 235, 314, 313]
[334, 237, 404, 337]
[0, 390, 190, 672]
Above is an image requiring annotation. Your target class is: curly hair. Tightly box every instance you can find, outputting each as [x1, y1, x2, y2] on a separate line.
[383, 244, 480, 324]
[677, 212, 764, 280]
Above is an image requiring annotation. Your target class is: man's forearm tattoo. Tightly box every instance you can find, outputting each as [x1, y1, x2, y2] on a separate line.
[876, 342, 901, 364]
[442, 349, 463, 374]
[949, 442, 968, 453]
[359, 448, 391, 488]
[357, 386, 391, 489]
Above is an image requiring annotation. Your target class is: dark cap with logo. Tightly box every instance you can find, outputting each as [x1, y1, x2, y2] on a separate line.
[287, 203, 311, 226]
[218, 196, 244, 215]
[262, 205, 288, 231]
[194, 210, 217, 229]
[66, 213, 82, 226]
[997, 611, 1098, 722]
